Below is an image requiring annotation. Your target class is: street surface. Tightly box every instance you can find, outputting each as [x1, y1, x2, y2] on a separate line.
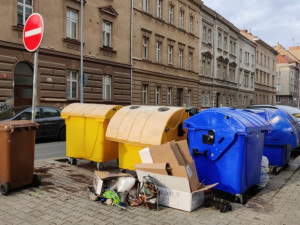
[0, 155, 299, 224]
[35, 141, 66, 160]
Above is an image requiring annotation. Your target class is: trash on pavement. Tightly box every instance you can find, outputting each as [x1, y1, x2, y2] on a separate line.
[258, 156, 269, 189]
[138, 175, 159, 211]
[135, 140, 217, 212]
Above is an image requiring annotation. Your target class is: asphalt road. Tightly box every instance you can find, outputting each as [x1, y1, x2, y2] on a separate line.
[35, 140, 66, 160]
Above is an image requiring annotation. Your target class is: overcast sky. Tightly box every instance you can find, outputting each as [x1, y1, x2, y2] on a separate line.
[202, 0, 300, 49]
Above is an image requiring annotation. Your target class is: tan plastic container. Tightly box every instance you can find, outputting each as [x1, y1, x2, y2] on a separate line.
[0, 120, 39, 195]
[61, 103, 122, 167]
[106, 105, 189, 170]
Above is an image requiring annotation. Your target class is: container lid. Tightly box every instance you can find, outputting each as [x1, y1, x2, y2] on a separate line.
[105, 105, 188, 146]
[0, 120, 38, 132]
[61, 103, 122, 119]
[252, 108, 299, 147]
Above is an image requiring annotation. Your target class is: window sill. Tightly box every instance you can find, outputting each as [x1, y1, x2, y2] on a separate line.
[142, 58, 152, 63]
[63, 37, 82, 46]
[100, 46, 117, 54]
[12, 25, 24, 32]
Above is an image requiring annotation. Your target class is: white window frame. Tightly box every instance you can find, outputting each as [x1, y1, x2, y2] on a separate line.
[179, 11, 184, 29]
[155, 86, 161, 105]
[17, 0, 33, 26]
[143, 38, 149, 59]
[168, 45, 173, 64]
[102, 75, 111, 100]
[156, 42, 161, 62]
[169, 5, 174, 24]
[189, 16, 193, 33]
[142, 84, 148, 104]
[188, 52, 193, 70]
[102, 21, 112, 47]
[187, 90, 191, 106]
[201, 92, 206, 107]
[179, 49, 183, 67]
[202, 26, 207, 42]
[67, 71, 78, 99]
[157, 0, 162, 18]
[167, 87, 172, 105]
[143, 0, 149, 12]
[66, 8, 78, 39]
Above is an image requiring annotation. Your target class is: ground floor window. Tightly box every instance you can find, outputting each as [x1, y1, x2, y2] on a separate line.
[102, 75, 111, 100]
[67, 71, 78, 98]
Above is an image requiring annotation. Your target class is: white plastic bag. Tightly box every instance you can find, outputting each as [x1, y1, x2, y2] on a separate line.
[117, 177, 136, 192]
[258, 156, 269, 189]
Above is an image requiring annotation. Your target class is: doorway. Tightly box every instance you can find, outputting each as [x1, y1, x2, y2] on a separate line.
[14, 62, 33, 106]
[176, 88, 183, 106]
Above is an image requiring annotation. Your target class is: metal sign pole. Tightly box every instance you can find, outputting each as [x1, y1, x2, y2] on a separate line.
[31, 50, 38, 123]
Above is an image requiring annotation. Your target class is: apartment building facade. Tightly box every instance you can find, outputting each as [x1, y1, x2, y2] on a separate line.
[274, 44, 300, 106]
[131, 0, 202, 107]
[241, 29, 277, 105]
[0, 0, 132, 109]
[199, 6, 256, 108]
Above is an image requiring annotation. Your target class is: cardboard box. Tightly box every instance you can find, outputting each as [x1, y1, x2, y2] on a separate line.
[135, 163, 171, 175]
[136, 170, 217, 212]
[149, 140, 200, 192]
[93, 171, 132, 195]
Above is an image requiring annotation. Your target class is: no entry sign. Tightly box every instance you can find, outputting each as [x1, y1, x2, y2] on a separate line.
[23, 13, 44, 52]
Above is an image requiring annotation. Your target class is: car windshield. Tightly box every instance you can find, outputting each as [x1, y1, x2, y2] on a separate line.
[0, 106, 28, 120]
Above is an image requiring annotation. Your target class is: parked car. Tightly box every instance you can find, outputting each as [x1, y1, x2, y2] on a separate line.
[0, 106, 66, 141]
[247, 104, 300, 124]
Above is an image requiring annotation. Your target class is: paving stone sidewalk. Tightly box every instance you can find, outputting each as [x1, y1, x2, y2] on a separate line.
[0, 156, 300, 225]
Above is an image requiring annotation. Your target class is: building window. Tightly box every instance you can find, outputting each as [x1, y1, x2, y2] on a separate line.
[168, 45, 173, 64]
[207, 29, 212, 44]
[202, 26, 207, 42]
[187, 90, 191, 106]
[102, 21, 112, 47]
[157, 0, 162, 18]
[143, 38, 149, 59]
[66, 9, 78, 39]
[167, 87, 172, 105]
[201, 92, 206, 106]
[206, 93, 210, 106]
[188, 52, 193, 70]
[102, 75, 111, 100]
[156, 42, 161, 62]
[223, 36, 228, 51]
[67, 71, 78, 99]
[17, 0, 33, 26]
[179, 11, 184, 29]
[143, 0, 149, 12]
[179, 49, 183, 67]
[217, 33, 222, 48]
[142, 84, 148, 104]
[155, 86, 161, 105]
[189, 16, 193, 33]
[169, 5, 174, 24]
[201, 59, 205, 75]
[276, 84, 281, 92]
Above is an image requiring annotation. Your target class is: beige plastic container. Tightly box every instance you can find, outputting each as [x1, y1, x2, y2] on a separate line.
[106, 105, 189, 170]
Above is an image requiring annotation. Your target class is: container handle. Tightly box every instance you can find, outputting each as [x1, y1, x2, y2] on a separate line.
[192, 148, 208, 158]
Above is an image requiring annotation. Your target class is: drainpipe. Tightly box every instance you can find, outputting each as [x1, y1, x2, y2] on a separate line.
[212, 13, 217, 107]
[80, 0, 84, 103]
[130, 0, 133, 104]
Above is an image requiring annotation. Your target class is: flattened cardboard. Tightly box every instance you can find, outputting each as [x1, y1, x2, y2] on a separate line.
[139, 147, 153, 163]
[135, 163, 169, 175]
[136, 169, 218, 212]
[93, 171, 131, 195]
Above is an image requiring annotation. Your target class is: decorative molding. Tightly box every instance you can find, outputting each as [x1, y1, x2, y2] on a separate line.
[99, 5, 118, 17]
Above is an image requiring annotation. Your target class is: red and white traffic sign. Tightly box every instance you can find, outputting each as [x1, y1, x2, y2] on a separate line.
[23, 13, 44, 52]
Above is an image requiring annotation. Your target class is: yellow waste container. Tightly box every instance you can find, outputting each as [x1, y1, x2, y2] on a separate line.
[61, 103, 122, 168]
[105, 105, 189, 170]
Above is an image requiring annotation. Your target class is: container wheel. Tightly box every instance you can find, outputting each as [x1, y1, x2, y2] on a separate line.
[96, 163, 104, 171]
[1, 183, 10, 196]
[32, 174, 41, 187]
[68, 157, 77, 166]
[59, 126, 66, 141]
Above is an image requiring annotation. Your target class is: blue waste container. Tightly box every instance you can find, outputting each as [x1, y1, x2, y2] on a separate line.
[248, 108, 299, 167]
[183, 108, 270, 195]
